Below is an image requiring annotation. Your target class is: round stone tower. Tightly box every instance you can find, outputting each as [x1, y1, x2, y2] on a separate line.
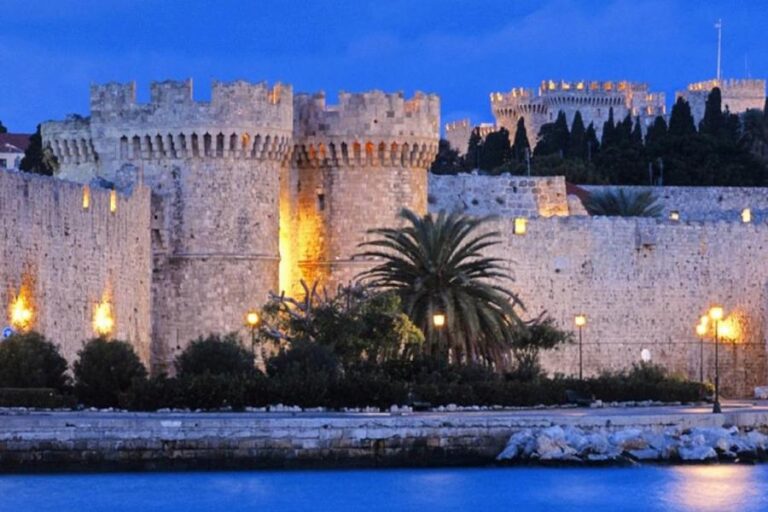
[292, 90, 439, 291]
[50, 79, 293, 368]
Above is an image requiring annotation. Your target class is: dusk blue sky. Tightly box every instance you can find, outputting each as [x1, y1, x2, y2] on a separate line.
[2, 0, 767, 133]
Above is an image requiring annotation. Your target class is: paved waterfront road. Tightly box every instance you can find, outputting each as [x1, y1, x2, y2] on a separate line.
[3, 399, 768, 423]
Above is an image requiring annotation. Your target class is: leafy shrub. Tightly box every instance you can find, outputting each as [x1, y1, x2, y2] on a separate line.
[508, 315, 573, 381]
[0, 332, 69, 391]
[73, 338, 147, 407]
[175, 333, 256, 378]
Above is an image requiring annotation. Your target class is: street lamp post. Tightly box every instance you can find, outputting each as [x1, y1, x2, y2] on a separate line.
[709, 306, 724, 414]
[245, 311, 260, 363]
[574, 314, 587, 380]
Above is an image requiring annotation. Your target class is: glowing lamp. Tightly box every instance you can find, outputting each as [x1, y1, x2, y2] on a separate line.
[82, 185, 91, 210]
[742, 208, 751, 223]
[574, 314, 587, 327]
[93, 300, 114, 337]
[433, 313, 446, 328]
[109, 190, 117, 213]
[514, 217, 527, 235]
[696, 323, 707, 336]
[669, 211, 680, 221]
[245, 311, 260, 328]
[708, 306, 724, 321]
[717, 322, 732, 339]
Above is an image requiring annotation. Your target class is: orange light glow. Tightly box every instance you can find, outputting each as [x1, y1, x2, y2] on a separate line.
[574, 314, 587, 327]
[514, 217, 527, 235]
[109, 190, 117, 213]
[93, 298, 115, 337]
[245, 311, 260, 327]
[82, 185, 91, 209]
[9, 290, 34, 332]
[433, 313, 446, 328]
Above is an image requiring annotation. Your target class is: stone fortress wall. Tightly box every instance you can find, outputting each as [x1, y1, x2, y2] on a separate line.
[43, 79, 294, 369]
[28, 77, 768, 394]
[678, 79, 766, 125]
[583, 185, 768, 222]
[489, 215, 768, 397]
[0, 170, 152, 364]
[491, 80, 666, 147]
[291, 90, 439, 290]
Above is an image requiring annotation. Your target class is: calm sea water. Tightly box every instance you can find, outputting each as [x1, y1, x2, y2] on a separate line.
[1, 465, 766, 512]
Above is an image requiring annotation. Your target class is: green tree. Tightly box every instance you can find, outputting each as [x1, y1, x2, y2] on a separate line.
[0, 120, 7, 133]
[509, 315, 573, 381]
[585, 189, 664, 217]
[480, 127, 511, 172]
[175, 333, 257, 377]
[568, 111, 586, 159]
[534, 111, 569, 158]
[19, 125, 59, 176]
[429, 139, 464, 175]
[0, 332, 69, 390]
[465, 129, 483, 170]
[601, 108, 616, 147]
[668, 97, 697, 138]
[511, 117, 530, 162]
[700, 87, 725, 137]
[74, 338, 147, 407]
[259, 283, 424, 366]
[584, 122, 599, 162]
[358, 209, 523, 367]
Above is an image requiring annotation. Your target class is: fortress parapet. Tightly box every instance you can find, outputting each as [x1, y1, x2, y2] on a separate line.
[293, 90, 439, 168]
[489, 79, 666, 147]
[677, 78, 766, 124]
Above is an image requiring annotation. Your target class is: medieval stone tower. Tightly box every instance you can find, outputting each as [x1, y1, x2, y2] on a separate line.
[289, 91, 439, 291]
[42, 79, 293, 368]
[41, 80, 439, 368]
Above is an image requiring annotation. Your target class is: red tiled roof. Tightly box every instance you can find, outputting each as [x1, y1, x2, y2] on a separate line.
[0, 133, 32, 153]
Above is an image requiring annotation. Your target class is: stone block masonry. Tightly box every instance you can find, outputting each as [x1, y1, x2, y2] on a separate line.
[490, 215, 768, 396]
[2, 409, 768, 471]
[0, 170, 152, 364]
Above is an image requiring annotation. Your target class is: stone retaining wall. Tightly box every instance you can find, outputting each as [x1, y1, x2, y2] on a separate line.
[2, 410, 768, 472]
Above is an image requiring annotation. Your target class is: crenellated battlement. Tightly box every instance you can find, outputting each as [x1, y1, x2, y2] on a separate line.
[294, 90, 439, 140]
[687, 78, 766, 94]
[293, 90, 439, 168]
[445, 119, 471, 132]
[88, 79, 293, 133]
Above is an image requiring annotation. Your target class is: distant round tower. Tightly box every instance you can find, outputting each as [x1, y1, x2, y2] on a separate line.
[46, 79, 293, 369]
[291, 90, 439, 291]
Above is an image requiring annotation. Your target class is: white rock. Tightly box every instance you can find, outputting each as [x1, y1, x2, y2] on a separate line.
[679, 445, 718, 461]
[754, 386, 768, 399]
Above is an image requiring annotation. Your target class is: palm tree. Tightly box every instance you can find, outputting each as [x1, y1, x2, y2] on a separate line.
[585, 189, 663, 217]
[357, 209, 522, 367]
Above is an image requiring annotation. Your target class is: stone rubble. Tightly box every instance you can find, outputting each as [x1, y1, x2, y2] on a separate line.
[497, 425, 768, 463]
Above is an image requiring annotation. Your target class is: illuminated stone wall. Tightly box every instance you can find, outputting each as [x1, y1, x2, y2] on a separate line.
[487, 215, 768, 396]
[428, 174, 575, 218]
[42, 80, 292, 371]
[677, 79, 766, 125]
[292, 91, 440, 291]
[583, 185, 768, 222]
[0, 170, 152, 364]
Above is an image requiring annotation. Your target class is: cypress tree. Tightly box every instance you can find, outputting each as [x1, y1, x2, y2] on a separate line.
[511, 117, 530, 162]
[466, 129, 483, 170]
[585, 123, 599, 162]
[0, 120, 7, 134]
[19, 125, 59, 176]
[568, 111, 586, 159]
[480, 127, 512, 171]
[552, 111, 570, 158]
[700, 87, 725, 137]
[668, 97, 697, 137]
[631, 118, 643, 147]
[601, 108, 616, 147]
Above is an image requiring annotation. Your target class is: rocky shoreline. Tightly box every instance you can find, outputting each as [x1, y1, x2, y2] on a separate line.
[497, 425, 768, 464]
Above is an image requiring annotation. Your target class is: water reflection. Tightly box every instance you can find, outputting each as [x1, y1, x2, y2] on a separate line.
[665, 465, 761, 512]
